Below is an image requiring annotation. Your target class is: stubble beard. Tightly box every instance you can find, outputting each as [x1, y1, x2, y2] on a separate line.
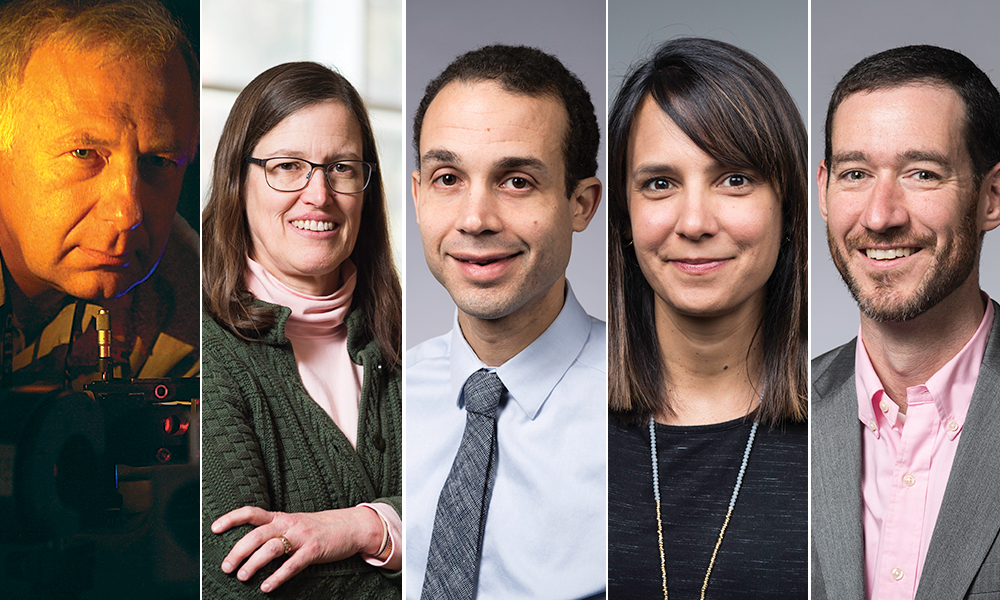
[827, 196, 980, 323]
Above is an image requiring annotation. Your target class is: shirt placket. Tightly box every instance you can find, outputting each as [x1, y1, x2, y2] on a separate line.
[872, 389, 937, 600]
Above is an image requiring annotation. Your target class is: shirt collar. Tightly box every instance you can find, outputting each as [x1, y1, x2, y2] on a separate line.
[449, 282, 591, 419]
[856, 292, 994, 436]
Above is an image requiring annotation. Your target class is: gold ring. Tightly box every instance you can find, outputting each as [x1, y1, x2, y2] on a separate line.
[277, 535, 292, 555]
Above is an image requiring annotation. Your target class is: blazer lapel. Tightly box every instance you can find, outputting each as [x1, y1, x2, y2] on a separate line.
[917, 301, 1000, 600]
[812, 339, 867, 600]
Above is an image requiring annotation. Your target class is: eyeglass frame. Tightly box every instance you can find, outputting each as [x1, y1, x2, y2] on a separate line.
[245, 156, 377, 194]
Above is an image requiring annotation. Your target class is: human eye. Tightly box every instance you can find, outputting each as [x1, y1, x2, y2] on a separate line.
[272, 159, 304, 172]
[901, 168, 946, 191]
[719, 173, 754, 188]
[432, 172, 459, 187]
[142, 155, 180, 169]
[330, 162, 356, 175]
[499, 176, 532, 191]
[70, 148, 98, 160]
[636, 176, 676, 200]
[139, 154, 183, 184]
[842, 169, 867, 182]
[59, 147, 105, 181]
[643, 177, 673, 192]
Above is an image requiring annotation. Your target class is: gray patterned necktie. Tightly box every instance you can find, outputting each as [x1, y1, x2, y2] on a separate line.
[420, 369, 506, 600]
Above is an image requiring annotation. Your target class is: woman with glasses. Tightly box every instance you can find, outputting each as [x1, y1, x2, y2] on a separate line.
[607, 38, 808, 598]
[201, 62, 401, 599]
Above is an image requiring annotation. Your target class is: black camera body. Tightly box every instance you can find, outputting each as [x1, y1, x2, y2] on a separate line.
[0, 373, 199, 599]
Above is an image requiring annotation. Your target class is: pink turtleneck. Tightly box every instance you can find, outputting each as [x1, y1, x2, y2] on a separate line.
[246, 257, 400, 568]
[247, 256, 363, 447]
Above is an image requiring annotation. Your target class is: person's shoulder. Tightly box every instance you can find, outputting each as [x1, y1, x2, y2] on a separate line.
[811, 338, 857, 400]
[147, 215, 199, 340]
[201, 311, 229, 343]
[157, 215, 199, 288]
[811, 339, 855, 375]
[405, 330, 451, 369]
[201, 313, 245, 364]
[200, 314, 258, 406]
[574, 312, 606, 374]
[405, 331, 453, 409]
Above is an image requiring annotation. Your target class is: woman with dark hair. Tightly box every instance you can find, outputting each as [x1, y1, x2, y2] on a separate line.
[608, 38, 807, 598]
[201, 62, 401, 599]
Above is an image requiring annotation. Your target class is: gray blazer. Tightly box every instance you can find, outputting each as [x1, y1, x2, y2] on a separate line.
[812, 300, 1000, 600]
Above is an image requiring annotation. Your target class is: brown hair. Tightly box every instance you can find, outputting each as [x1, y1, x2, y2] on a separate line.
[202, 62, 402, 369]
[609, 38, 807, 427]
[0, 0, 198, 148]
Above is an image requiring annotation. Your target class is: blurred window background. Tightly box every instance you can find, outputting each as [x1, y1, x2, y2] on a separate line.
[201, 0, 403, 267]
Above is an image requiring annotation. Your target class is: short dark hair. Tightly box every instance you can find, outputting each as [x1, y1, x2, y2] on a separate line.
[824, 44, 1000, 188]
[202, 62, 401, 369]
[608, 37, 808, 427]
[412, 44, 599, 197]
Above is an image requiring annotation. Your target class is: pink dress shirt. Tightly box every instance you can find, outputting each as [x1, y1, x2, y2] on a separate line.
[856, 295, 994, 600]
[246, 257, 400, 567]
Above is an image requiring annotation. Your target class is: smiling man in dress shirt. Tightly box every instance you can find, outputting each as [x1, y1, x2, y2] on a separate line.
[406, 45, 606, 600]
[812, 45, 1000, 600]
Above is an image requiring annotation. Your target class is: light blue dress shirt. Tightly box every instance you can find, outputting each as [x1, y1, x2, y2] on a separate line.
[405, 284, 607, 600]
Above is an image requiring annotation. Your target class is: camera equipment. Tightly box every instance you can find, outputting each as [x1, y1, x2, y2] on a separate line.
[0, 309, 198, 599]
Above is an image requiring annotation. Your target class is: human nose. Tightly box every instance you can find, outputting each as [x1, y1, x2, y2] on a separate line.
[300, 166, 333, 206]
[100, 159, 143, 232]
[674, 188, 719, 240]
[456, 183, 502, 234]
[859, 177, 909, 232]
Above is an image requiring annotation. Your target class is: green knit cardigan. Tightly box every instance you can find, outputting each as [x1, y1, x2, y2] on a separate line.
[201, 302, 401, 599]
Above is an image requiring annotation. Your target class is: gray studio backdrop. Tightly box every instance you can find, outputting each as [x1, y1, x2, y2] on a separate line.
[405, 0, 607, 348]
[812, 0, 1000, 357]
[608, 0, 807, 117]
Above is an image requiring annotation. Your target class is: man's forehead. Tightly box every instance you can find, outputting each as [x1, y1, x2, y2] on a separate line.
[418, 80, 567, 164]
[833, 84, 965, 140]
[17, 41, 196, 134]
[830, 84, 968, 162]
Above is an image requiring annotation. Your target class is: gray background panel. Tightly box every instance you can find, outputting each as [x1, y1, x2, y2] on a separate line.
[609, 0, 807, 120]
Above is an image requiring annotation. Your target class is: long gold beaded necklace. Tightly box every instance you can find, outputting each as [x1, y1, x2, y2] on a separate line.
[649, 416, 758, 600]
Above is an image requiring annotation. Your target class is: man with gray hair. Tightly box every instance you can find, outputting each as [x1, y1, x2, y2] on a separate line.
[0, 0, 200, 391]
[0, 1, 199, 597]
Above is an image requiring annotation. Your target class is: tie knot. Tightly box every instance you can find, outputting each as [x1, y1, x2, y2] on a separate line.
[463, 370, 504, 417]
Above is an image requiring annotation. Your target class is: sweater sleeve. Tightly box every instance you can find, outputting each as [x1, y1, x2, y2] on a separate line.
[201, 323, 279, 599]
[201, 314, 401, 599]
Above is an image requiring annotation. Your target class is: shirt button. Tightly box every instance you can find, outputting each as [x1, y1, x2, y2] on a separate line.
[868, 420, 877, 432]
[891, 567, 903, 580]
[903, 474, 916, 487]
[948, 420, 959, 431]
[879, 399, 889, 413]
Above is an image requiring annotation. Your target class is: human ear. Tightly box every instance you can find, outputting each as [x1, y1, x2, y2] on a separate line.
[411, 170, 422, 225]
[981, 161, 1000, 233]
[570, 176, 602, 232]
[817, 161, 831, 223]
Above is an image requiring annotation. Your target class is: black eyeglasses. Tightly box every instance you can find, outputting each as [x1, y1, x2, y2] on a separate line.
[246, 157, 376, 194]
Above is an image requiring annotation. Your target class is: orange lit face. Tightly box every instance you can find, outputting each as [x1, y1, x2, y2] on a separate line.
[0, 41, 198, 300]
